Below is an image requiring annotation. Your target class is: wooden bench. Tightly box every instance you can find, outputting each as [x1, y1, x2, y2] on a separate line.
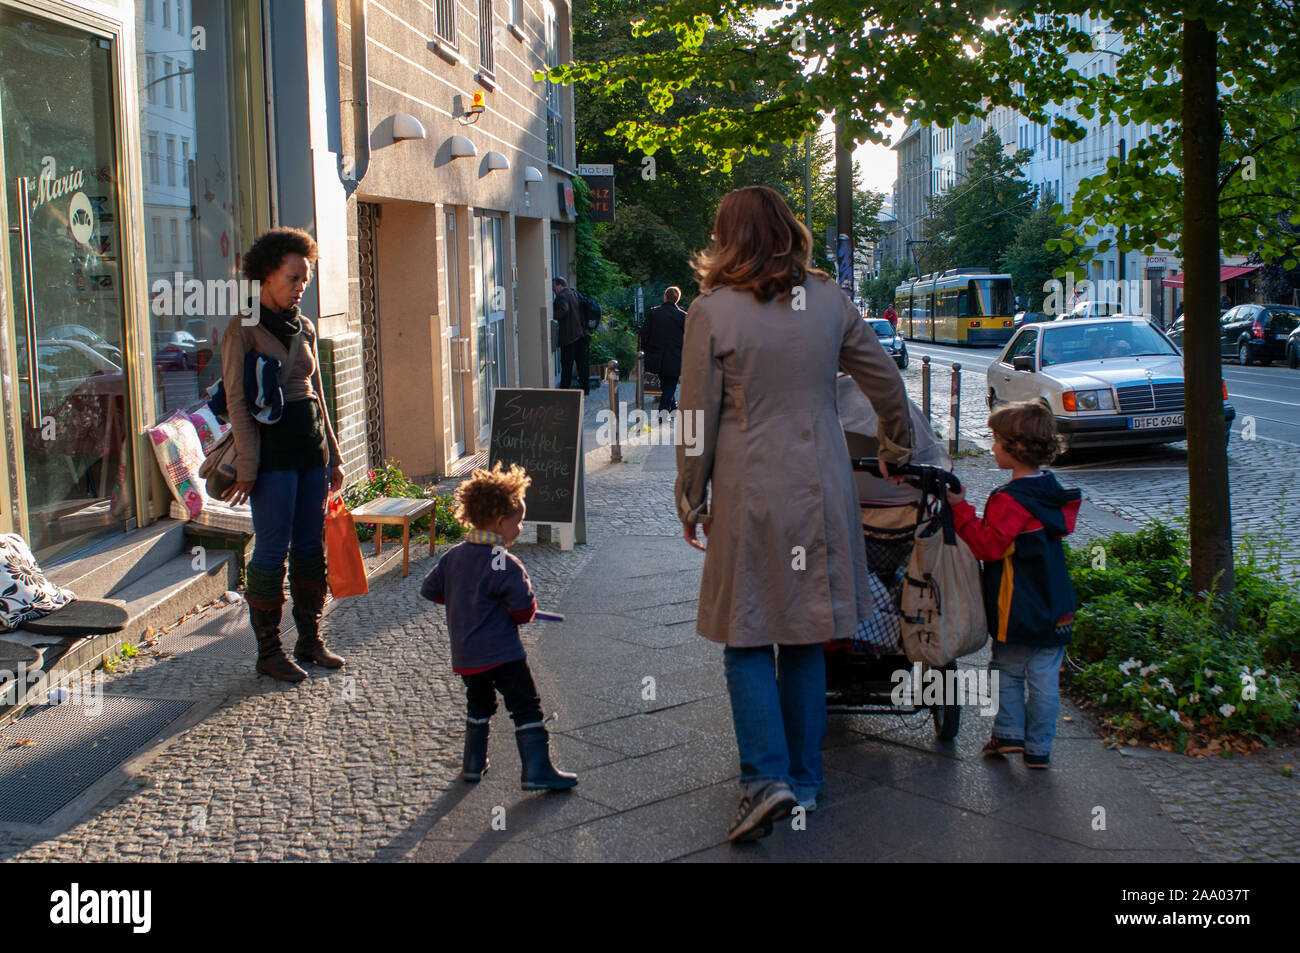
[349, 497, 437, 578]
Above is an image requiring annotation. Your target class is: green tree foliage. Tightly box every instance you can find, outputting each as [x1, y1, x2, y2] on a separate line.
[919, 130, 1035, 274]
[1000, 193, 1071, 311]
[568, 0, 884, 296]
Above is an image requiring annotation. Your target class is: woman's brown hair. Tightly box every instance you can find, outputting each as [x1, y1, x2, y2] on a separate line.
[692, 186, 825, 302]
[988, 398, 1064, 467]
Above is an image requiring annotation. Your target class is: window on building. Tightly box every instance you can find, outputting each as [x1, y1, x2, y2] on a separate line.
[163, 57, 173, 107]
[145, 0, 154, 23]
[170, 219, 180, 262]
[479, 0, 495, 72]
[146, 56, 158, 104]
[184, 220, 193, 259]
[181, 139, 191, 186]
[148, 133, 160, 184]
[166, 136, 176, 186]
[545, 1, 564, 164]
[179, 65, 187, 111]
[162, 0, 170, 28]
[176, 1, 184, 34]
[152, 217, 164, 263]
[435, 0, 457, 45]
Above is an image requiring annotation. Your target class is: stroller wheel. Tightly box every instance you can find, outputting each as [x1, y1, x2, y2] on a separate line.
[932, 662, 961, 741]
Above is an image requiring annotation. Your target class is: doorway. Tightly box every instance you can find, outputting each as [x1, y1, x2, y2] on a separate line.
[444, 209, 468, 458]
[0, 7, 136, 563]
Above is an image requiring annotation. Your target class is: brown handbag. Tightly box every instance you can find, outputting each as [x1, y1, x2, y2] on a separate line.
[199, 430, 240, 500]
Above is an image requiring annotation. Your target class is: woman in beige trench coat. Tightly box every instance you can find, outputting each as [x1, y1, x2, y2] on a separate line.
[675, 187, 913, 842]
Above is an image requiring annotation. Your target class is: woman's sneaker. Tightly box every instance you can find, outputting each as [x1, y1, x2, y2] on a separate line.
[982, 735, 1025, 756]
[1024, 752, 1050, 769]
[728, 781, 797, 843]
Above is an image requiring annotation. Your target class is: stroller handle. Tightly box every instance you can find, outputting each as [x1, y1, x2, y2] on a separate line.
[851, 457, 963, 494]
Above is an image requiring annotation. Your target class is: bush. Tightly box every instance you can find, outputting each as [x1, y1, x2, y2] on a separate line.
[589, 322, 638, 371]
[342, 461, 464, 544]
[1066, 517, 1300, 750]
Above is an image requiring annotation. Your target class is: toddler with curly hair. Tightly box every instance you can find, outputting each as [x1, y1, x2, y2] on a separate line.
[420, 462, 577, 790]
[946, 399, 1082, 769]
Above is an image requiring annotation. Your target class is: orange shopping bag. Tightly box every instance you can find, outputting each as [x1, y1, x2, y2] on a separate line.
[325, 494, 369, 598]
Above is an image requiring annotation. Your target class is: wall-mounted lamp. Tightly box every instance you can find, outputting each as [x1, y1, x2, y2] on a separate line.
[392, 113, 427, 141]
[485, 151, 510, 171]
[459, 90, 487, 125]
[523, 166, 544, 185]
[449, 135, 478, 159]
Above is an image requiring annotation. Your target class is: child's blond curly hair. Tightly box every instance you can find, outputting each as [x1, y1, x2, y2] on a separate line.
[453, 462, 531, 530]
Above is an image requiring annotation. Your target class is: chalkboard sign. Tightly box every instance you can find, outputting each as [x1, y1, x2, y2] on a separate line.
[488, 388, 583, 525]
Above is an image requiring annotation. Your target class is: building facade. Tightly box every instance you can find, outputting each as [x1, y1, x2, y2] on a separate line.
[0, 0, 575, 573]
[337, 0, 576, 484]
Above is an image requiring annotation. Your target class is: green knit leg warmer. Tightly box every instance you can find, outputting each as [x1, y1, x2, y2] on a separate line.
[246, 564, 287, 605]
[288, 553, 327, 582]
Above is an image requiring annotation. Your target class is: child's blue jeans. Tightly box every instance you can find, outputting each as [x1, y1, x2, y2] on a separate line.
[989, 642, 1066, 756]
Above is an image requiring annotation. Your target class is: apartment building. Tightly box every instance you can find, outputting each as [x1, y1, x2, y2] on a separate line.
[337, 0, 577, 483]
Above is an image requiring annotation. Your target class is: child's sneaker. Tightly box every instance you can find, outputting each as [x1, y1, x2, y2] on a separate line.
[1024, 752, 1050, 769]
[982, 735, 1025, 756]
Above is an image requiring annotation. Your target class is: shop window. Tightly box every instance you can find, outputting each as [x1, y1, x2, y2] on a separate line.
[138, 1, 261, 419]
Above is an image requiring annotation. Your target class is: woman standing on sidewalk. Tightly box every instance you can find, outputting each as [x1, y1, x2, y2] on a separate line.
[676, 186, 913, 842]
[221, 227, 346, 682]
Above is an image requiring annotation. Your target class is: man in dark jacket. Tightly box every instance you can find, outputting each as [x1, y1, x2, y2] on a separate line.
[553, 277, 589, 393]
[642, 286, 687, 412]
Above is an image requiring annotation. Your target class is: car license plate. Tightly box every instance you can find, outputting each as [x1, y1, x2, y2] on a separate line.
[1131, 414, 1183, 430]
[1278, 334, 1289, 341]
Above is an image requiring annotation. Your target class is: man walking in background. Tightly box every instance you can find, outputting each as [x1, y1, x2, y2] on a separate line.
[553, 276, 590, 394]
[643, 285, 687, 413]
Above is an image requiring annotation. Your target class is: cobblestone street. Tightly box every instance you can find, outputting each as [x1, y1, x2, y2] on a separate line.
[0, 379, 1294, 862]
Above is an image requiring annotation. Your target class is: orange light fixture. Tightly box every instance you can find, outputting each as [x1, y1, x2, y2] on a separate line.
[1062, 391, 1077, 412]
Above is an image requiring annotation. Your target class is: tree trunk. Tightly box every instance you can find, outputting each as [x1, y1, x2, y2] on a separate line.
[1181, 18, 1235, 602]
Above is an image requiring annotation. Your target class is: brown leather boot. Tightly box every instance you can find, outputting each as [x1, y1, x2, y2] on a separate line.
[290, 559, 344, 669]
[248, 599, 307, 683]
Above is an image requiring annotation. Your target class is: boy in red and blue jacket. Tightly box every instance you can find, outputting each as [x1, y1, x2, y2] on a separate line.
[421, 462, 576, 791]
[946, 399, 1082, 768]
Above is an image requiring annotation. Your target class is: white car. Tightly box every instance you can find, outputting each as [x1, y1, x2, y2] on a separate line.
[987, 317, 1236, 452]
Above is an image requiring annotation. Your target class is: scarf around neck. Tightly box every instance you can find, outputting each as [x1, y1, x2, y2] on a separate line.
[258, 303, 303, 350]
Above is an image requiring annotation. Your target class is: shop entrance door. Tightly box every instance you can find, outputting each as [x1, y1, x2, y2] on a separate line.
[444, 210, 467, 458]
[0, 8, 136, 563]
[475, 210, 507, 444]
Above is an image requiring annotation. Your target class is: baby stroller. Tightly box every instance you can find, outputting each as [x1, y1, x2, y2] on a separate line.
[825, 375, 965, 740]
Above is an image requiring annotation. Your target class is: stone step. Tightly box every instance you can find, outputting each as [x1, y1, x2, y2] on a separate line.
[42, 520, 187, 601]
[108, 551, 238, 644]
[0, 551, 236, 727]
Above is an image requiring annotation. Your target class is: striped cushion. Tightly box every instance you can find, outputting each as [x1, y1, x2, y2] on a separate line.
[169, 499, 253, 535]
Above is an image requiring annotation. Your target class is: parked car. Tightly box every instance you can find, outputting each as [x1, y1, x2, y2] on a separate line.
[866, 317, 909, 369]
[987, 317, 1235, 452]
[1286, 325, 1300, 369]
[1220, 303, 1300, 365]
[152, 329, 200, 372]
[1166, 314, 1186, 349]
[46, 323, 123, 367]
[1013, 310, 1050, 329]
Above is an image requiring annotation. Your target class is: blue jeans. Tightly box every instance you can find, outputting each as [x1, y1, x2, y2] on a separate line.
[989, 642, 1066, 757]
[723, 644, 826, 802]
[249, 467, 328, 573]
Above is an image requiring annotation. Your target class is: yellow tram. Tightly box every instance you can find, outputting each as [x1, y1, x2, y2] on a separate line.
[893, 269, 1017, 346]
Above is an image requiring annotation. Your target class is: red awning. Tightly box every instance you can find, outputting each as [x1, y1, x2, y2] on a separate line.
[1162, 264, 1260, 288]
